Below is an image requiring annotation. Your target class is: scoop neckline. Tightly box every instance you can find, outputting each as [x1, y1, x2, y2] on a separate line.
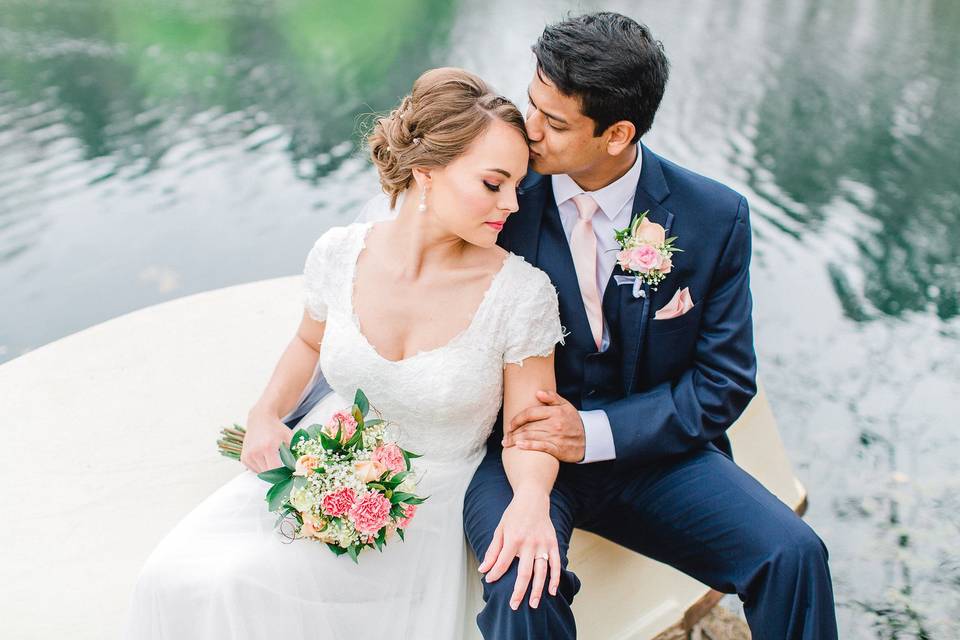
[347, 221, 515, 365]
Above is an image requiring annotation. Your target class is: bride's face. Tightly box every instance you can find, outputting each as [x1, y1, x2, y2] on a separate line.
[424, 119, 528, 249]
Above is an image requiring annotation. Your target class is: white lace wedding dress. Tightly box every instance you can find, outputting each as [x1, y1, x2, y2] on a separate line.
[122, 221, 565, 640]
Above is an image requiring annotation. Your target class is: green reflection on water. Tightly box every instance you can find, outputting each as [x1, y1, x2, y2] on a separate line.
[751, 0, 960, 321]
[0, 0, 455, 176]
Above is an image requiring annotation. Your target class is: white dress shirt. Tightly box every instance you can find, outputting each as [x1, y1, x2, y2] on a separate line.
[552, 145, 643, 463]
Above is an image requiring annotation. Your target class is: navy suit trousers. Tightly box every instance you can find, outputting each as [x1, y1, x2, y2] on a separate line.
[463, 444, 838, 639]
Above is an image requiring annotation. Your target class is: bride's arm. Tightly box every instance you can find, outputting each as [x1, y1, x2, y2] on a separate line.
[477, 351, 562, 611]
[242, 311, 325, 473]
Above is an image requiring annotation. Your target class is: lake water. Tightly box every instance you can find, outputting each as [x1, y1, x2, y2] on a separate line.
[1, 1, 958, 637]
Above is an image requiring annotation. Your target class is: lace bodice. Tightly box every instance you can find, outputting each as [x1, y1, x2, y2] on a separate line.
[302, 222, 565, 462]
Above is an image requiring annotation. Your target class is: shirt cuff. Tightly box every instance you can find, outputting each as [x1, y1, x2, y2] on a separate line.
[578, 409, 616, 464]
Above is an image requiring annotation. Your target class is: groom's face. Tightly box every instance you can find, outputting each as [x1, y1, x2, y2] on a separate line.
[525, 69, 607, 177]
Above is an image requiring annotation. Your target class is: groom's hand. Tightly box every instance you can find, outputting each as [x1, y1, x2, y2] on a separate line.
[503, 390, 586, 463]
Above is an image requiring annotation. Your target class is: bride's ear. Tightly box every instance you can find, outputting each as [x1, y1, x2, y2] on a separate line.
[411, 167, 434, 189]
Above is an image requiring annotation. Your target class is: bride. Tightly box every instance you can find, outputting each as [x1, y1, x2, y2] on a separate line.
[123, 67, 567, 639]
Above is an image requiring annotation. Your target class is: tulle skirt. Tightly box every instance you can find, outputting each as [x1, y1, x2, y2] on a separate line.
[122, 394, 485, 640]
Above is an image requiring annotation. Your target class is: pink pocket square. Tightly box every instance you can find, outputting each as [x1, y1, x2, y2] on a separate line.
[654, 287, 694, 320]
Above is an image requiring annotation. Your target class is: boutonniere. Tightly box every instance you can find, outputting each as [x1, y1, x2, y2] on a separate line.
[612, 211, 683, 298]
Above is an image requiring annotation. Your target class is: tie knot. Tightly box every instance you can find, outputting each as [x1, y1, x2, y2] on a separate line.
[572, 194, 599, 221]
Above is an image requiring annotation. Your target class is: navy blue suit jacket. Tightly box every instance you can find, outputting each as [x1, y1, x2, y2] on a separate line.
[496, 144, 757, 465]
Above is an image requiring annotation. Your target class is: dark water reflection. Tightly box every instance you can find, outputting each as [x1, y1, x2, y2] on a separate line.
[1, 1, 958, 637]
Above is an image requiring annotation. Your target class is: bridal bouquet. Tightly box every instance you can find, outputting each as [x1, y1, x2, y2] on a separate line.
[217, 389, 427, 563]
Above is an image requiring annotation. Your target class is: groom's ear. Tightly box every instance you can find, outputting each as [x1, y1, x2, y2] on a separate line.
[603, 120, 637, 157]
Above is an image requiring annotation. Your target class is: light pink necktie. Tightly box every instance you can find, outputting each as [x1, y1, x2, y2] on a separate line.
[570, 194, 603, 350]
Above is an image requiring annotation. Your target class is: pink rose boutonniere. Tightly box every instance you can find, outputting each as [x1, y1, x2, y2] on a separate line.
[613, 211, 683, 296]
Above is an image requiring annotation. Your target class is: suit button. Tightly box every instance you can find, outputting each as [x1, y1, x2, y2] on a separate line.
[586, 389, 597, 397]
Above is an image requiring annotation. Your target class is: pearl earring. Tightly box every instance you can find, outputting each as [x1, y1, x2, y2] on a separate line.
[418, 186, 428, 213]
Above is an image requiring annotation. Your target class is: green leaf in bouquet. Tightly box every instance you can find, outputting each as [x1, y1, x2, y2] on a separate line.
[367, 483, 386, 492]
[306, 424, 323, 438]
[319, 431, 339, 451]
[397, 529, 405, 542]
[346, 544, 360, 564]
[265, 477, 294, 512]
[258, 466, 293, 483]
[290, 428, 309, 452]
[279, 442, 297, 470]
[390, 504, 406, 518]
[327, 543, 348, 556]
[402, 496, 427, 505]
[351, 405, 363, 425]
[344, 427, 363, 450]
[363, 418, 384, 428]
[391, 470, 410, 482]
[374, 529, 386, 552]
[389, 491, 416, 504]
[353, 388, 370, 417]
[292, 475, 307, 491]
[401, 448, 423, 471]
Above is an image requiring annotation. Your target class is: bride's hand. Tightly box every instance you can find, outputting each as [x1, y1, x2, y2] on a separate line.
[477, 487, 561, 610]
[240, 407, 294, 474]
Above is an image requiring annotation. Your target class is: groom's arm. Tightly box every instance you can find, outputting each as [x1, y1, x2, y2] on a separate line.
[602, 196, 757, 464]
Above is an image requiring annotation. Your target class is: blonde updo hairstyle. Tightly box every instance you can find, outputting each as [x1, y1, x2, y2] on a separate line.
[368, 67, 529, 208]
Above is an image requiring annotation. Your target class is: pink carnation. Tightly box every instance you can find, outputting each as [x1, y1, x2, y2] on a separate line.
[323, 410, 358, 443]
[321, 487, 356, 517]
[372, 444, 406, 474]
[348, 490, 393, 535]
[398, 503, 417, 529]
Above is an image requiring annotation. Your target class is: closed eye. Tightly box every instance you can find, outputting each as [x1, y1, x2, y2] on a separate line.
[484, 181, 501, 192]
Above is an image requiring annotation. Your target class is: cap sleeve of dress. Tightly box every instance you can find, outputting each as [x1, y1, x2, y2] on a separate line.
[502, 262, 567, 367]
[302, 228, 338, 322]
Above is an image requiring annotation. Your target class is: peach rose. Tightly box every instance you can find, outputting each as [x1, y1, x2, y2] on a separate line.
[372, 444, 406, 474]
[354, 459, 388, 483]
[293, 454, 321, 477]
[633, 218, 666, 245]
[659, 255, 673, 275]
[299, 513, 327, 539]
[384, 522, 398, 541]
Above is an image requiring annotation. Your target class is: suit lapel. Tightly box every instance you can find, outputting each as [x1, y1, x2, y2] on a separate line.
[620, 145, 673, 393]
[537, 196, 597, 353]
[504, 173, 545, 261]
[507, 151, 675, 394]
[505, 173, 598, 355]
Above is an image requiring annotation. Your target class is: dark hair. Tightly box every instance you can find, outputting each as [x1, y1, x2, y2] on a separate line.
[531, 12, 669, 143]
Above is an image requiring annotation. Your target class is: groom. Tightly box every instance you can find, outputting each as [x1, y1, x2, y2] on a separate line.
[459, 12, 838, 640]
